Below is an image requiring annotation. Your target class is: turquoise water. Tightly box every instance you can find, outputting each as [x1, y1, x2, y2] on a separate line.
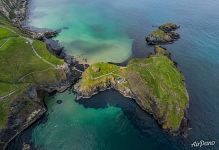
[27, 0, 133, 63]
[30, 91, 159, 150]
[9, 0, 219, 149]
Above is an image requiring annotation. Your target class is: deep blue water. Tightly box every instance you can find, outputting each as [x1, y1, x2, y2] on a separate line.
[7, 0, 219, 149]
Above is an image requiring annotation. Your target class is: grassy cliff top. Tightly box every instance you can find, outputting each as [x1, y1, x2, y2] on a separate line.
[127, 54, 188, 130]
[78, 62, 128, 91]
[77, 52, 189, 131]
[0, 16, 65, 128]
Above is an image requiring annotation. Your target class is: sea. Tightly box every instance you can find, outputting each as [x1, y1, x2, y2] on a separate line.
[7, 0, 219, 149]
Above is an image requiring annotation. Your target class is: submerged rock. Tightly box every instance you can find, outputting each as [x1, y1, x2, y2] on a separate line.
[146, 23, 180, 45]
[56, 100, 63, 104]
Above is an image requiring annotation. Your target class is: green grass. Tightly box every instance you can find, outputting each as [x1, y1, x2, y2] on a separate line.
[78, 62, 128, 91]
[77, 53, 189, 131]
[32, 40, 64, 66]
[0, 27, 17, 39]
[85, 62, 120, 78]
[0, 37, 51, 83]
[127, 54, 188, 130]
[0, 82, 16, 96]
[150, 29, 167, 38]
[0, 17, 66, 129]
[0, 100, 10, 128]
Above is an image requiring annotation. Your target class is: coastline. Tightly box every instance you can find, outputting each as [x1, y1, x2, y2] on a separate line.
[0, 1, 86, 149]
[1, 1, 190, 149]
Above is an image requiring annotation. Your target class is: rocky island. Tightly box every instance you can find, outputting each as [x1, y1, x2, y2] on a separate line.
[146, 23, 180, 45]
[74, 45, 189, 133]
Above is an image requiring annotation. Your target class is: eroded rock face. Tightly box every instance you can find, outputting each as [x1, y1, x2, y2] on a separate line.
[159, 23, 180, 32]
[74, 75, 134, 100]
[154, 45, 171, 57]
[146, 23, 180, 45]
[0, 88, 46, 150]
[0, 0, 27, 24]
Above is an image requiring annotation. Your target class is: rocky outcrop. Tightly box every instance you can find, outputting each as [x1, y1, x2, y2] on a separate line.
[146, 23, 180, 45]
[0, 87, 46, 150]
[154, 45, 171, 57]
[159, 23, 179, 32]
[74, 75, 134, 100]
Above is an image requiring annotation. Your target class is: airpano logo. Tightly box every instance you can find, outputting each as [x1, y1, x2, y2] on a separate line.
[191, 140, 215, 148]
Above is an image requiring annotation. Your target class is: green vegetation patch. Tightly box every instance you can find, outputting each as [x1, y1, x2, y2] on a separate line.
[32, 40, 64, 66]
[127, 54, 188, 130]
[150, 29, 168, 38]
[0, 27, 17, 39]
[78, 62, 128, 91]
[0, 82, 16, 97]
[0, 17, 66, 128]
[0, 100, 10, 128]
[78, 53, 189, 131]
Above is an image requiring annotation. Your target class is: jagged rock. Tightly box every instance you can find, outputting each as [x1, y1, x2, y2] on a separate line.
[22, 143, 30, 150]
[27, 87, 38, 99]
[154, 45, 171, 57]
[159, 23, 180, 32]
[0, 0, 27, 25]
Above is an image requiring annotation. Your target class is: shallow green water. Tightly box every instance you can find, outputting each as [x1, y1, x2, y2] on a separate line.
[31, 91, 154, 150]
[28, 0, 133, 63]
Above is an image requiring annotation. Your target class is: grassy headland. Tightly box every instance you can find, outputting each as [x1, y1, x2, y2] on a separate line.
[75, 47, 189, 132]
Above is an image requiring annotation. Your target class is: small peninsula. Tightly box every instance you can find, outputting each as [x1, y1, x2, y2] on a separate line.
[74, 45, 189, 133]
[146, 23, 180, 45]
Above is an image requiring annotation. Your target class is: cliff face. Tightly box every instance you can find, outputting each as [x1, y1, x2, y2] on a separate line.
[74, 63, 134, 99]
[0, 16, 78, 149]
[0, 0, 27, 24]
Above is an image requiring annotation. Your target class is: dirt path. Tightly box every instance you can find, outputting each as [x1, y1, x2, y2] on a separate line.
[0, 38, 9, 49]
[0, 26, 57, 100]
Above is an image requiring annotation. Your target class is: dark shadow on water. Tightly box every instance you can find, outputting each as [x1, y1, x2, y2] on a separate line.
[78, 90, 166, 136]
[7, 90, 191, 150]
[6, 114, 48, 150]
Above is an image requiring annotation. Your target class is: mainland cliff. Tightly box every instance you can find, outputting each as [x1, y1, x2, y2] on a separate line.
[0, 14, 83, 149]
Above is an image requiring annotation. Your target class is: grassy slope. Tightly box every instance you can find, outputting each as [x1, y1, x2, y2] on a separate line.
[78, 54, 188, 131]
[78, 62, 128, 92]
[127, 54, 188, 130]
[0, 16, 65, 128]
